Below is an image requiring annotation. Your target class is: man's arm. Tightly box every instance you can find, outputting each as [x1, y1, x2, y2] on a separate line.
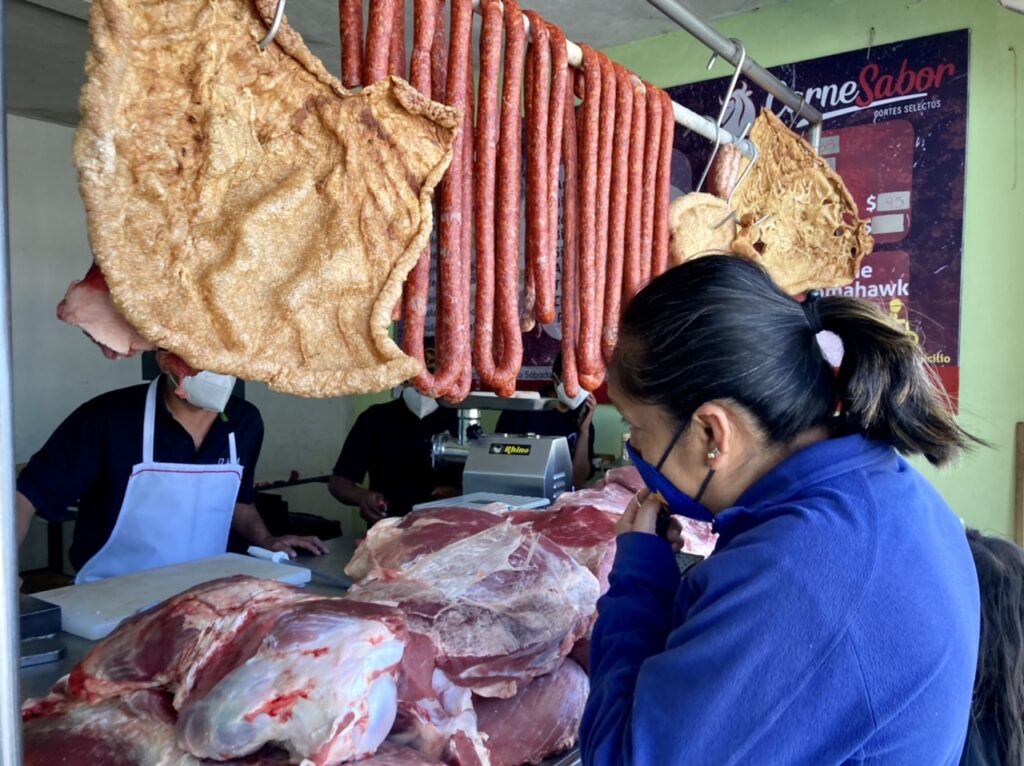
[328, 476, 388, 524]
[231, 502, 328, 557]
[16, 492, 36, 546]
[572, 396, 598, 489]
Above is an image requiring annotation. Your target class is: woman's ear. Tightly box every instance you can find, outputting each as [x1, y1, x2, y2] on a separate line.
[691, 403, 737, 469]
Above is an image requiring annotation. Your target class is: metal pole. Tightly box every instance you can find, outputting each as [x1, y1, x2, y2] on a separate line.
[472, 0, 757, 157]
[646, 0, 824, 149]
[0, 0, 24, 760]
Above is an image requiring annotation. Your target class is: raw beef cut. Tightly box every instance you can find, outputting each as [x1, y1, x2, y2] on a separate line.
[177, 599, 406, 765]
[506, 505, 617, 592]
[548, 466, 719, 557]
[347, 510, 598, 699]
[23, 690, 293, 766]
[56, 262, 156, 360]
[475, 659, 589, 766]
[23, 691, 194, 766]
[67, 576, 407, 765]
[345, 507, 507, 584]
[547, 472, 639, 515]
[389, 662, 490, 766]
[69, 577, 315, 706]
[601, 466, 647, 494]
[670, 515, 719, 558]
[569, 637, 592, 674]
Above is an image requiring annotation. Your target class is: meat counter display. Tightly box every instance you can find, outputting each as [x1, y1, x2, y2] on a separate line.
[20, 469, 718, 765]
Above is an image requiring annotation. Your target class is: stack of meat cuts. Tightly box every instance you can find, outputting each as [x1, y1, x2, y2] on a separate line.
[344, 507, 597, 765]
[26, 577, 408, 765]
[24, 507, 602, 765]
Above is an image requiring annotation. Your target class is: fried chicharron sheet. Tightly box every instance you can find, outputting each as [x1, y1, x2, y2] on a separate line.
[74, 0, 459, 397]
[667, 192, 736, 268]
[730, 109, 873, 294]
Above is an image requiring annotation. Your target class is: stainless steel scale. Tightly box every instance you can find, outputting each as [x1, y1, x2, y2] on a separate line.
[416, 393, 574, 512]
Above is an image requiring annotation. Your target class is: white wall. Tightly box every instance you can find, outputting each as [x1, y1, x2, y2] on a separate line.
[7, 114, 360, 569]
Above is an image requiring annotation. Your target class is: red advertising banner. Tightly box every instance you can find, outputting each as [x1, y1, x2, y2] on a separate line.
[666, 30, 969, 407]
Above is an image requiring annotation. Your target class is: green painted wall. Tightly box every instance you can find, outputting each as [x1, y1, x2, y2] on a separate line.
[598, 0, 1024, 534]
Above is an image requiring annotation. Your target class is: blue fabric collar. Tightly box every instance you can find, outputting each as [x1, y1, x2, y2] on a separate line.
[712, 435, 897, 538]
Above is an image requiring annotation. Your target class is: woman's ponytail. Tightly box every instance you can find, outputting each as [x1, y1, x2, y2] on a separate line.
[818, 296, 981, 467]
[614, 255, 981, 466]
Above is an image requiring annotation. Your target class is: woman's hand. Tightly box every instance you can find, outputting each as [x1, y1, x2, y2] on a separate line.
[616, 489, 662, 536]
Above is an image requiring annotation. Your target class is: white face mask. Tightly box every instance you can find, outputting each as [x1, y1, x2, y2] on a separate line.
[555, 382, 590, 411]
[402, 386, 439, 419]
[178, 371, 236, 412]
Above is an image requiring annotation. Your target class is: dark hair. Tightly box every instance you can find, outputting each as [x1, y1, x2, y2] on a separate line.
[966, 528, 1024, 765]
[612, 255, 979, 467]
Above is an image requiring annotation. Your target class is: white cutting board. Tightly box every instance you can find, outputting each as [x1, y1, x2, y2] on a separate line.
[35, 553, 311, 640]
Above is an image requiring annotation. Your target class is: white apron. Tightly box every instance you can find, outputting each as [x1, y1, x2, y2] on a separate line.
[75, 379, 243, 584]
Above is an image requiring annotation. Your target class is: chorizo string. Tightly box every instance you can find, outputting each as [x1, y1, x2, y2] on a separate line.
[601, 63, 634, 364]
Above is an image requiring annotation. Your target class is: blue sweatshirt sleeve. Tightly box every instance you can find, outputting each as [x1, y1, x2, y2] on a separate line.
[581, 525, 873, 766]
[581, 532, 681, 766]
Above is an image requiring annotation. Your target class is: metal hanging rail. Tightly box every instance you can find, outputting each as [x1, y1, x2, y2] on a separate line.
[467, 0, 758, 158]
[646, 0, 824, 150]
[260, 0, 813, 157]
[258, 0, 769, 158]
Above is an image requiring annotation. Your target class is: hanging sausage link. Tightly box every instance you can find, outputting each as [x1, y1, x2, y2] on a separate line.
[601, 64, 634, 365]
[592, 53, 617, 361]
[541, 21, 568, 328]
[340, 0, 364, 87]
[404, 0, 445, 395]
[639, 82, 663, 287]
[560, 70, 582, 400]
[652, 88, 676, 278]
[575, 45, 602, 392]
[364, 0, 396, 83]
[623, 78, 647, 302]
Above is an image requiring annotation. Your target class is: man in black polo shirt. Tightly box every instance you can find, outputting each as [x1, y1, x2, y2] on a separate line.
[329, 385, 462, 524]
[16, 351, 326, 582]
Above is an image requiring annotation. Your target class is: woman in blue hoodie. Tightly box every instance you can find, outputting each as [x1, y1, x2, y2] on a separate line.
[581, 255, 980, 766]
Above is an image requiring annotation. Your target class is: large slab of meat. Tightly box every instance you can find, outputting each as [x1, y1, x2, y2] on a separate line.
[474, 659, 589, 766]
[344, 507, 507, 584]
[548, 466, 719, 557]
[177, 598, 405, 764]
[69, 577, 314, 706]
[23, 689, 293, 766]
[73, 0, 458, 397]
[506, 504, 617, 593]
[346, 507, 598, 697]
[343, 506, 598, 765]
[63, 576, 406, 765]
[56, 263, 156, 360]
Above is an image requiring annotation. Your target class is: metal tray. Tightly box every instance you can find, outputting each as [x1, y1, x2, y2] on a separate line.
[440, 393, 559, 412]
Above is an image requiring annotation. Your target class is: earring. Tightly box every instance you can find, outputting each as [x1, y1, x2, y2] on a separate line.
[707, 447, 721, 460]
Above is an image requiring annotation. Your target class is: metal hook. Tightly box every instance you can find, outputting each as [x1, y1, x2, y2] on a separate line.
[259, 0, 287, 51]
[788, 91, 807, 129]
[695, 38, 747, 194]
[726, 136, 758, 208]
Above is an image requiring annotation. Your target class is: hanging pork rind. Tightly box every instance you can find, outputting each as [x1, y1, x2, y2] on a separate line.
[667, 192, 737, 268]
[74, 0, 459, 397]
[730, 109, 873, 295]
